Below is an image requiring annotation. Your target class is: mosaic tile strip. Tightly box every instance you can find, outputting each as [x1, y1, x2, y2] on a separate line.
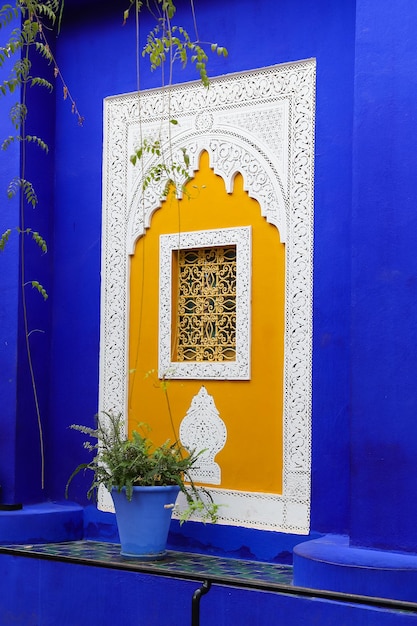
[0, 541, 293, 586]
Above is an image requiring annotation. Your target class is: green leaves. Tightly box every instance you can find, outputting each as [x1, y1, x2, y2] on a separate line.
[130, 137, 162, 166]
[7, 177, 38, 207]
[30, 280, 48, 300]
[0, 228, 47, 256]
[144, 24, 198, 86]
[31, 230, 47, 253]
[0, 9, 54, 96]
[142, 20, 228, 89]
[130, 137, 192, 198]
[0, 229, 11, 251]
[66, 412, 219, 523]
[161, 0, 176, 19]
[0, 0, 67, 494]
[0, 4, 18, 29]
[122, 0, 144, 26]
[0, 76, 19, 96]
[125, 0, 229, 197]
[2, 134, 49, 153]
[30, 76, 53, 91]
[67, 412, 200, 500]
[180, 146, 189, 167]
[10, 103, 28, 130]
[33, 2, 59, 24]
[1, 134, 21, 150]
[34, 41, 53, 62]
[26, 134, 49, 152]
[211, 43, 228, 59]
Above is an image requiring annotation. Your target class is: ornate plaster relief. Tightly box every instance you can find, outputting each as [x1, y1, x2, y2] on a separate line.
[100, 59, 315, 533]
[179, 386, 227, 485]
[159, 226, 251, 380]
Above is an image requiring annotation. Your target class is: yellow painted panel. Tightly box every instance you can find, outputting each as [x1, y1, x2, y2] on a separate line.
[129, 151, 285, 494]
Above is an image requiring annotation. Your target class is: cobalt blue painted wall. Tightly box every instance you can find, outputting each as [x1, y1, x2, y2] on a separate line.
[350, 0, 417, 552]
[0, 28, 55, 505]
[15, 47, 57, 505]
[49, 0, 355, 548]
[4, 0, 417, 617]
[0, 69, 21, 505]
[1, 554, 417, 626]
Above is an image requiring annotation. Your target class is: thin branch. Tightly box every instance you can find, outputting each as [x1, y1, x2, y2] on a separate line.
[190, 0, 200, 42]
[19, 36, 45, 490]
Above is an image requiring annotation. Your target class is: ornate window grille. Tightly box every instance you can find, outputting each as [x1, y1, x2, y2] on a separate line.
[159, 227, 251, 380]
[175, 245, 237, 363]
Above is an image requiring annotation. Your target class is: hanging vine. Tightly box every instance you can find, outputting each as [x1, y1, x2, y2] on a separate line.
[0, 0, 81, 489]
[0, 0, 227, 495]
[126, 0, 228, 418]
[126, 0, 227, 198]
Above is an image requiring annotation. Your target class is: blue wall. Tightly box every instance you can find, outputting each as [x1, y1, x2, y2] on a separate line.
[6, 0, 417, 565]
[49, 0, 355, 547]
[1, 553, 417, 626]
[0, 71, 21, 505]
[15, 46, 57, 505]
[5, 0, 417, 619]
[350, 0, 417, 552]
[0, 31, 57, 505]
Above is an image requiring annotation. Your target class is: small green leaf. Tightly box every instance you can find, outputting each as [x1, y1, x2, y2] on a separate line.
[31, 230, 48, 253]
[0, 229, 12, 251]
[181, 147, 190, 167]
[30, 280, 48, 301]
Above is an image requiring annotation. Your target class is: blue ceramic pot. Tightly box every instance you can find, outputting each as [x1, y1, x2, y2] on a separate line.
[111, 485, 180, 560]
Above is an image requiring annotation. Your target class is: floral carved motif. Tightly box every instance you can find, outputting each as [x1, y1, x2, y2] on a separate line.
[179, 386, 227, 485]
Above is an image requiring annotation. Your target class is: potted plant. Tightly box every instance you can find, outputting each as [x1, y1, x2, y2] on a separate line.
[66, 411, 218, 560]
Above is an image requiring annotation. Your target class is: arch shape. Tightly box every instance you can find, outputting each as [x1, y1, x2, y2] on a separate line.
[100, 60, 316, 532]
[126, 129, 288, 254]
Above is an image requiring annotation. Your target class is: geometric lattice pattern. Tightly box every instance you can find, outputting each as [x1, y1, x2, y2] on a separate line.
[159, 226, 251, 381]
[176, 246, 236, 362]
[0, 541, 293, 585]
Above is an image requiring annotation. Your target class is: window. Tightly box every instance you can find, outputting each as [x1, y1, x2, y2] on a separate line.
[175, 245, 237, 363]
[159, 227, 251, 380]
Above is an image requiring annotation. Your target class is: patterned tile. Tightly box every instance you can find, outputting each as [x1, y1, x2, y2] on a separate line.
[0, 541, 293, 586]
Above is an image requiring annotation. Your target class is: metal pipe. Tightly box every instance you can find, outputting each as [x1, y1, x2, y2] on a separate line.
[191, 579, 211, 626]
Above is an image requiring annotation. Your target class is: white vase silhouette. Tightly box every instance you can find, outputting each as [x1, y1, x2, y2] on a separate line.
[179, 386, 227, 485]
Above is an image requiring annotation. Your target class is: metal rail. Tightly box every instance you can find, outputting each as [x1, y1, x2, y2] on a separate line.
[189, 576, 417, 625]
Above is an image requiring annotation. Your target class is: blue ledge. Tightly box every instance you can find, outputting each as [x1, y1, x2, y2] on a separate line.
[293, 534, 417, 603]
[0, 501, 83, 544]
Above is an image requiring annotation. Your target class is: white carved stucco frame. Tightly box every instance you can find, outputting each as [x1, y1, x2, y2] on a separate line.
[159, 226, 252, 380]
[100, 60, 315, 533]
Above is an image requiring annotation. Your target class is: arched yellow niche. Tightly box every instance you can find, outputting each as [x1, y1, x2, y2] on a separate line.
[128, 151, 285, 494]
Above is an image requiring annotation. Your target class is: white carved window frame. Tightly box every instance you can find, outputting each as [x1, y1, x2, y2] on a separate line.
[159, 226, 251, 380]
[100, 60, 316, 534]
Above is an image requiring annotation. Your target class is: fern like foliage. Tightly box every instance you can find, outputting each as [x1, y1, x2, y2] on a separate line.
[66, 412, 219, 523]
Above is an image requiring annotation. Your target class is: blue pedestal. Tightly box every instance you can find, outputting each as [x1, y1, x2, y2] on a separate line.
[293, 534, 417, 602]
[0, 501, 83, 544]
